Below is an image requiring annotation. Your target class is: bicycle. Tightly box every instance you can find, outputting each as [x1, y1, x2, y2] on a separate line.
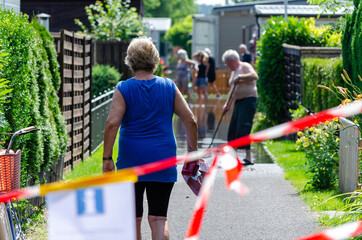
[0, 126, 38, 240]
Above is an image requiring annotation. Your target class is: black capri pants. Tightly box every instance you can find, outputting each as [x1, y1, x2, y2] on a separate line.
[135, 181, 174, 218]
[227, 97, 257, 150]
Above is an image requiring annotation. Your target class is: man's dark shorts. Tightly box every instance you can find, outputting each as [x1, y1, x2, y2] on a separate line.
[227, 97, 257, 150]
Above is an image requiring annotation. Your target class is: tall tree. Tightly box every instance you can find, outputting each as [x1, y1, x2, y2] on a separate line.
[307, 0, 353, 14]
[165, 15, 193, 53]
[143, 0, 197, 23]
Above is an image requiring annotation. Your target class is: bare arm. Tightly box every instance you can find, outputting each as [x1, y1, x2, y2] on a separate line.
[102, 89, 126, 173]
[233, 63, 258, 84]
[185, 59, 197, 66]
[174, 88, 198, 152]
[205, 60, 210, 77]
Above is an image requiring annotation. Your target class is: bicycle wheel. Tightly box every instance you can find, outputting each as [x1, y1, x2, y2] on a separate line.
[8, 202, 24, 240]
[0, 202, 13, 240]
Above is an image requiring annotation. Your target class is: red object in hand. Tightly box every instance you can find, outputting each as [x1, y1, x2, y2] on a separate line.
[182, 161, 200, 176]
[182, 159, 209, 196]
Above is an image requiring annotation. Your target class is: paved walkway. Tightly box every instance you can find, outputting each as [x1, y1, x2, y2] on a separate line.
[140, 153, 320, 239]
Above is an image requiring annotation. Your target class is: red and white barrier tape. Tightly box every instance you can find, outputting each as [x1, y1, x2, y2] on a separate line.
[219, 146, 248, 196]
[295, 219, 362, 240]
[226, 100, 362, 150]
[0, 101, 361, 240]
[185, 154, 219, 240]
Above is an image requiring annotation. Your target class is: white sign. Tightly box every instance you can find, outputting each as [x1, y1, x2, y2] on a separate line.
[47, 182, 136, 240]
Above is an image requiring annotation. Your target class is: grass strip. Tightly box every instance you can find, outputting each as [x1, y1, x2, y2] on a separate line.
[265, 140, 345, 224]
[64, 135, 119, 180]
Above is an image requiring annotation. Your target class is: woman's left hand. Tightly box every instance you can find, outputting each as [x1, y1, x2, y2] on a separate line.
[103, 160, 115, 173]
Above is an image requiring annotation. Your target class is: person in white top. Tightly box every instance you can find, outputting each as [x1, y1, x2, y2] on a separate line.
[222, 49, 258, 165]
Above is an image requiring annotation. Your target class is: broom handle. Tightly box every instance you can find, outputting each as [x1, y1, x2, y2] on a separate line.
[208, 84, 236, 148]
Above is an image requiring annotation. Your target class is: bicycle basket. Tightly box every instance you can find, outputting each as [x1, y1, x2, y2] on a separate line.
[0, 150, 21, 191]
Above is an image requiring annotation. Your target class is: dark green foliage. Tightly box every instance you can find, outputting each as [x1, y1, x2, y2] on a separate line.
[256, 17, 317, 126]
[143, 0, 197, 24]
[0, 9, 67, 183]
[302, 58, 344, 112]
[0, 52, 12, 145]
[342, 13, 354, 85]
[32, 18, 61, 90]
[353, 0, 359, 8]
[165, 15, 193, 54]
[31, 19, 68, 172]
[256, 16, 342, 126]
[342, 3, 362, 89]
[92, 65, 122, 97]
[0, 10, 43, 180]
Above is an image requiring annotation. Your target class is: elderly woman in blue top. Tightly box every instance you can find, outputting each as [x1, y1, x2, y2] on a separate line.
[102, 37, 198, 240]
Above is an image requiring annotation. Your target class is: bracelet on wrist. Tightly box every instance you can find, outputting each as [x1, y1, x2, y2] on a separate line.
[103, 157, 113, 161]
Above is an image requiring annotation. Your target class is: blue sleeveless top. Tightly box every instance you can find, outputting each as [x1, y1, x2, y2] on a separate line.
[116, 77, 177, 182]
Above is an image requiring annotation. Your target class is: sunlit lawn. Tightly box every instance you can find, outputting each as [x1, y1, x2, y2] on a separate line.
[64, 134, 119, 180]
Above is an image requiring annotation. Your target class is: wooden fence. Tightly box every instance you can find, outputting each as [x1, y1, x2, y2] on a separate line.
[192, 69, 231, 95]
[339, 117, 361, 194]
[58, 30, 92, 174]
[283, 43, 342, 121]
[92, 40, 132, 80]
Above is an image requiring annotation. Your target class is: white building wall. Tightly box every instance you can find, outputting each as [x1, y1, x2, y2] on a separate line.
[218, 10, 257, 68]
[192, 15, 219, 66]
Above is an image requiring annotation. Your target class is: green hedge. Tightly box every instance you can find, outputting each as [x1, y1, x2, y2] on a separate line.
[256, 16, 342, 126]
[0, 51, 11, 133]
[92, 65, 122, 97]
[342, 1, 361, 89]
[0, 9, 67, 184]
[302, 58, 344, 113]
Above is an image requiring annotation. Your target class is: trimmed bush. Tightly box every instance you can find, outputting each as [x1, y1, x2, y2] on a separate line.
[92, 65, 122, 97]
[302, 58, 344, 112]
[0, 9, 67, 183]
[0, 51, 12, 143]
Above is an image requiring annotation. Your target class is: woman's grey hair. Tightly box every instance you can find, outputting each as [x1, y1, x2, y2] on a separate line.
[222, 50, 240, 62]
[125, 37, 160, 73]
[177, 49, 188, 60]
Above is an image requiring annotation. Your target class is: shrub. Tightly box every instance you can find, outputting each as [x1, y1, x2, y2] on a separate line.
[256, 16, 342, 127]
[302, 58, 344, 112]
[296, 119, 340, 190]
[92, 65, 122, 96]
[75, 0, 145, 41]
[0, 9, 67, 183]
[342, 2, 361, 89]
[289, 104, 308, 121]
[251, 112, 274, 134]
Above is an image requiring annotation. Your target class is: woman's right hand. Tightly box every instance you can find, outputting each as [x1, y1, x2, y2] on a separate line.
[223, 104, 230, 113]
